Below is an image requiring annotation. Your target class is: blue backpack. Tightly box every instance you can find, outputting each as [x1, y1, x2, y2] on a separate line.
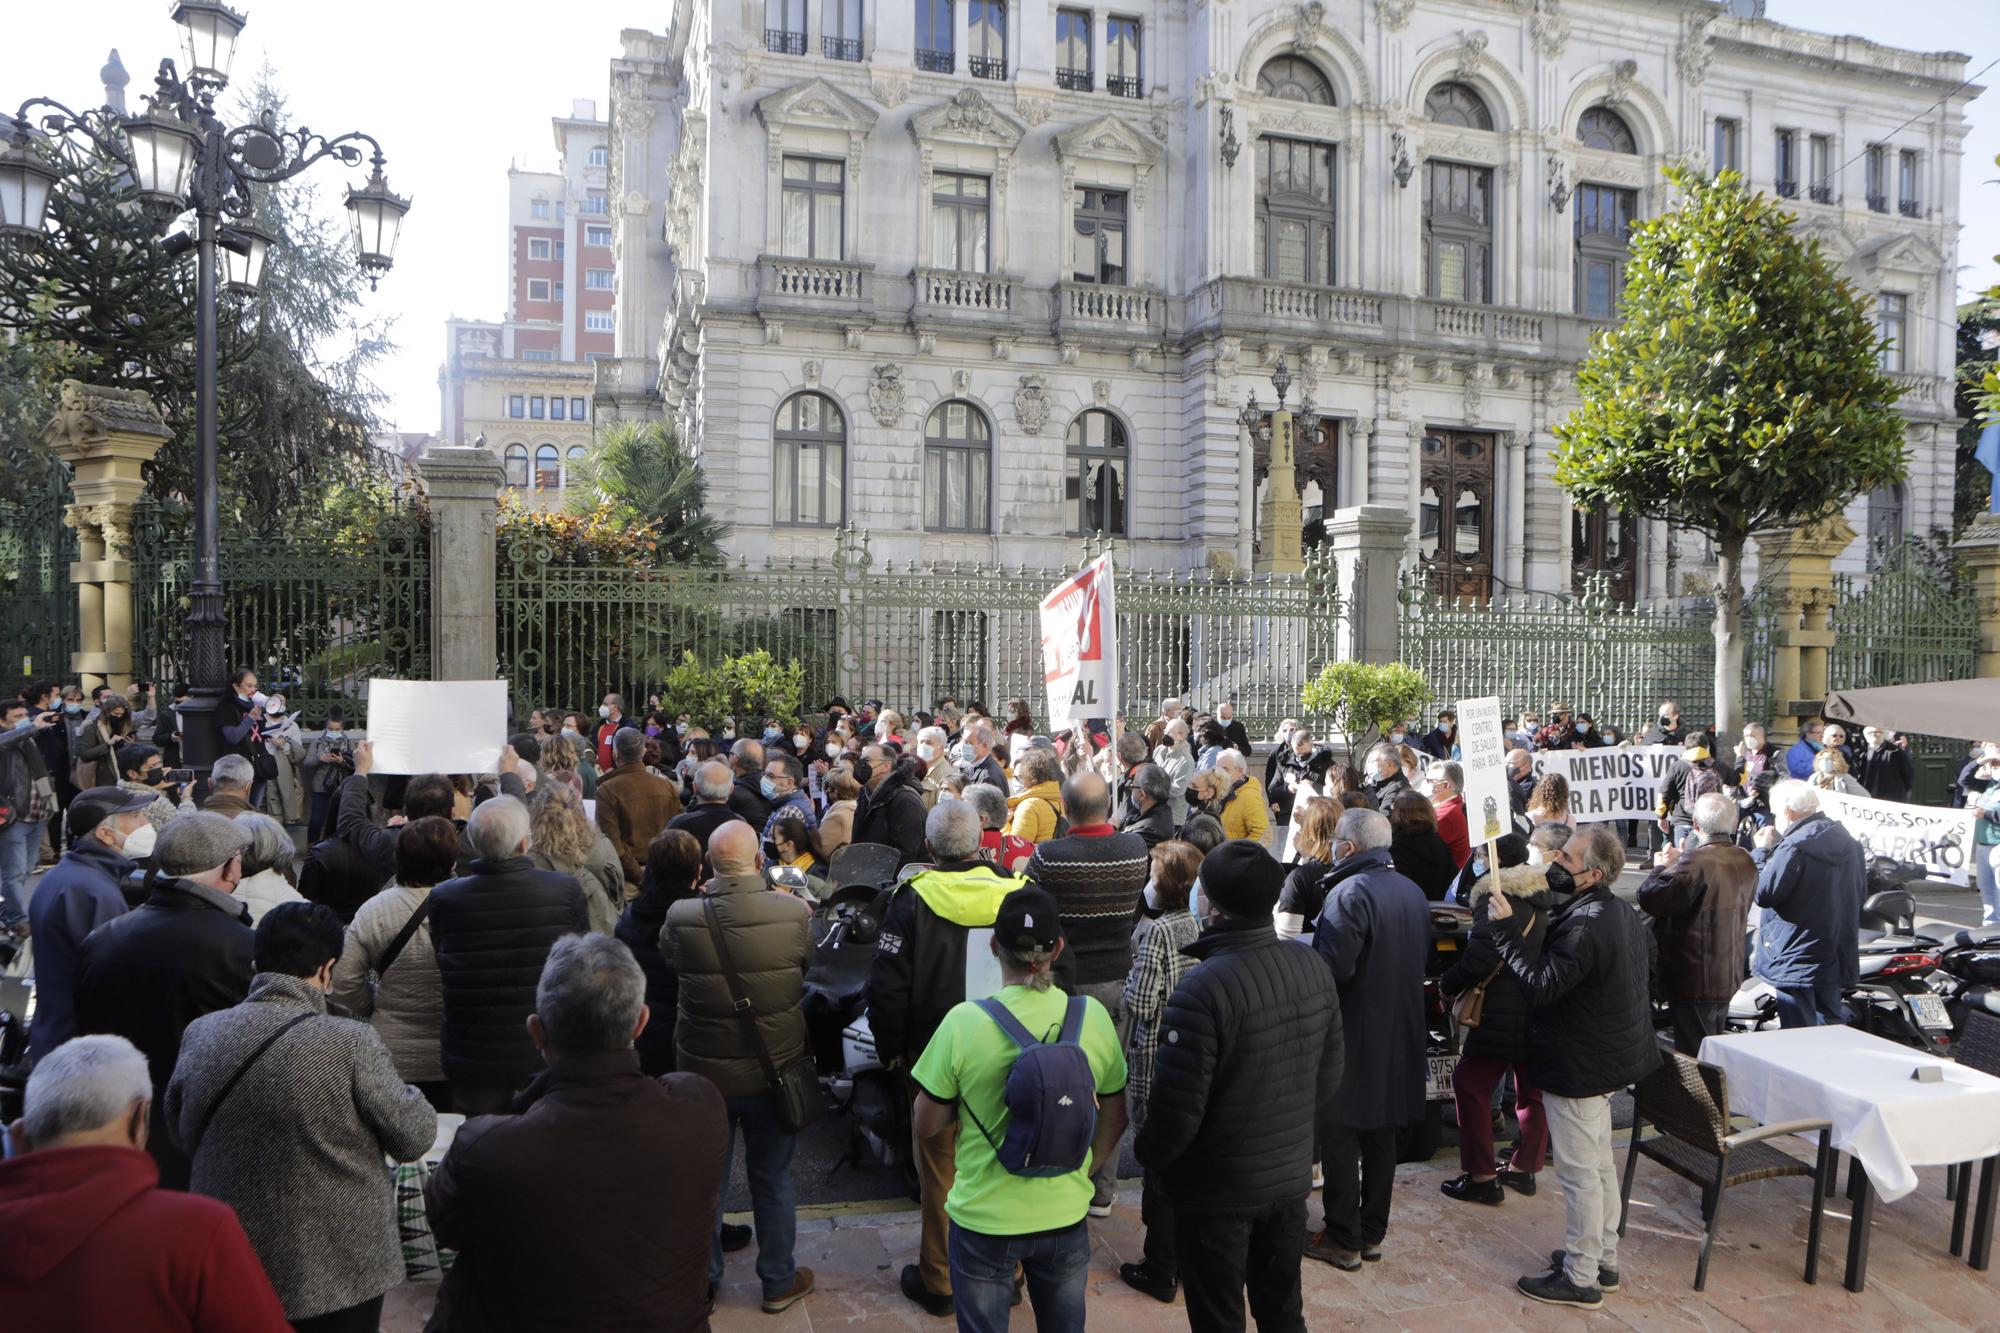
[964, 996, 1099, 1178]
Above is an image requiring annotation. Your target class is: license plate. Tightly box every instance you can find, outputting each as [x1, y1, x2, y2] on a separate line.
[1426, 1054, 1458, 1100]
[1910, 993, 1952, 1030]
[1435, 939, 1459, 952]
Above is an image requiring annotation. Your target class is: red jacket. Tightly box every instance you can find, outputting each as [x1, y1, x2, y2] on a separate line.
[1433, 793, 1472, 869]
[0, 1144, 287, 1332]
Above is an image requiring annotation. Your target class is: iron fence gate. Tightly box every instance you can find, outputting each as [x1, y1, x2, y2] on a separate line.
[0, 468, 78, 691]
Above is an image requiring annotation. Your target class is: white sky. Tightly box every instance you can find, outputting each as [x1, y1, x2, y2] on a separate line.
[4, 1, 1995, 436]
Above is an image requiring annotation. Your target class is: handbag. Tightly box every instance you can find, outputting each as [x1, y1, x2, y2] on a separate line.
[188, 1012, 313, 1147]
[1452, 908, 1536, 1044]
[702, 895, 824, 1134]
[376, 895, 434, 978]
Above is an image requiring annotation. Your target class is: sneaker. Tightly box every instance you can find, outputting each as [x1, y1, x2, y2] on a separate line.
[1547, 1250, 1618, 1293]
[899, 1264, 954, 1317]
[1517, 1267, 1602, 1308]
[1088, 1200, 1113, 1218]
[1361, 1244, 1383, 1263]
[721, 1222, 753, 1253]
[1303, 1230, 1363, 1271]
[762, 1268, 815, 1314]
[1440, 1173, 1505, 1206]
[1119, 1260, 1178, 1303]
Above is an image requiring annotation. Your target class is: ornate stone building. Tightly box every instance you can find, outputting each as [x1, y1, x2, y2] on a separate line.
[594, 0, 1976, 599]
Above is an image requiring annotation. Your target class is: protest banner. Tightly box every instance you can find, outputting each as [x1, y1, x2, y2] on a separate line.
[1530, 745, 1683, 823]
[1456, 696, 1511, 845]
[1820, 789, 1977, 887]
[366, 679, 509, 776]
[1040, 555, 1119, 732]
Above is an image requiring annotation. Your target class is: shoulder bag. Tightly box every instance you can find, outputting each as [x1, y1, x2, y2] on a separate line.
[376, 894, 434, 978]
[703, 895, 824, 1134]
[1452, 908, 1537, 1044]
[188, 1011, 314, 1147]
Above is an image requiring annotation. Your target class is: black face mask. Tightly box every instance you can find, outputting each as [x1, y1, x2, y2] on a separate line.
[1544, 863, 1578, 896]
[851, 759, 874, 787]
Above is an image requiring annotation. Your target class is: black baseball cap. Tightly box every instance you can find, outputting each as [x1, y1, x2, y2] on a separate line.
[68, 786, 158, 839]
[994, 887, 1063, 958]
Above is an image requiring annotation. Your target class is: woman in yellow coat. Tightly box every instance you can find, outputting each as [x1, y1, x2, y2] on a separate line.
[1214, 749, 1271, 845]
[1006, 746, 1066, 843]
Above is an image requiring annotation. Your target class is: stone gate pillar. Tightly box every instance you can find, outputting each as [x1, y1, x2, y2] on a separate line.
[417, 446, 505, 680]
[1326, 504, 1412, 665]
[43, 381, 171, 692]
[1955, 513, 2000, 679]
[1753, 515, 1855, 746]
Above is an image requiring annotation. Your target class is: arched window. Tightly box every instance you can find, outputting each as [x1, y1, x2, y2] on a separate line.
[924, 400, 991, 531]
[1066, 410, 1128, 536]
[1866, 483, 1905, 553]
[564, 445, 588, 488]
[774, 391, 846, 526]
[1578, 106, 1638, 154]
[503, 443, 529, 488]
[1257, 135, 1336, 286]
[1423, 82, 1493, 131]
[534, 444, 561, 489]
[1256, 56, 1335, 105]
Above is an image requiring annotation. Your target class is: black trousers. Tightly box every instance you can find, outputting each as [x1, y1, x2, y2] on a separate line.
[1140, 1165, 1177, 1274]
[1321, 1123, 1398, 1252]
[1174, 1196, 1307, 1333]
[1669, 1001, 1728, 1056]
[290, 1294, 384, 1333]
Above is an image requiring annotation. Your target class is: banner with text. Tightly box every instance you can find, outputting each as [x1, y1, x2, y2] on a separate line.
[1040, 556, 1119, 732]
[1530, 745, 1684, 823]
[1456, 696, 1512, 845]
[1820, 789, 1978, 887]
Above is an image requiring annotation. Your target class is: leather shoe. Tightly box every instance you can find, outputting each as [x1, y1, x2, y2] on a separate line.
[761, 1268, 814, 1314]
[1440, 1173, 1505, 1206]
[1118, 1261, 1178, 1303]
[720, 1221, 753, 1253]
[899, 1264, 954, 1317]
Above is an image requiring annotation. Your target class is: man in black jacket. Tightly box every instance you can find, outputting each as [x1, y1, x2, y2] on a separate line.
[667, 761, 744, 861]
[726, 739, 773, 830]
[1487, 824, 1660, 1309]
[855, 746, 928, 867]
[1136, 840, 1342, 1332]
[74, 811, 257, 1189]
[1856, 727, 1915, 804]
[1118, 763, 1176, 848]
[1270, 728, 1335, 827]
[1214, 702, 1251, 757]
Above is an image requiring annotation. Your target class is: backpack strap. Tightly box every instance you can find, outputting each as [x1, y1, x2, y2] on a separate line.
[974, 996, 1043, 1051]
[1058, 994, 1088, 1046]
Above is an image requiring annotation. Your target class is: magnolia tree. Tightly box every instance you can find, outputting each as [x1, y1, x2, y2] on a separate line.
[1555, 167, 1906, 747]
[1301, 660, 1431, 768]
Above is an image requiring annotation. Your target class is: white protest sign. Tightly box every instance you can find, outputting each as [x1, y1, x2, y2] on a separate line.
[1820, 789, 1978, 887]
[1531, 745, 1684, 823]
[1040, 556, 1119, 732]
[1456, 696, 1511, 845]
[365, 680, 509, 776]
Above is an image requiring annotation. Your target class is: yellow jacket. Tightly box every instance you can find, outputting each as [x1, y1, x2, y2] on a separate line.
[1219, 776, 1271, 844]
[1006, 781, 1065, 844]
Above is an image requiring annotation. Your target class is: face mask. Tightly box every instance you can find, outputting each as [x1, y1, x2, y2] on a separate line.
[1543, 862, 1577, 895]
[1187, 877, 1205, 926]
[826, 741, 843, 758]
[795, 734, 811, 751]
[1471, 855, 1488, 878]
[721, 728, 736, 741]
[951, 742, 974, 766]
[852, 760, 874, 787]
[64, 703, 83, 715]
[1576, 722, 1592, 734]
[763, 727, 782, 742]
[917, 742, 938, 763]
[645, 724, 662, 737]
[120, 822, 157, 860]
[1806, 738, 1823, 752]
[562, 725, 579, 736]
[1388, 731, 1405, 745]
[1526, 846, 1547, 867]
[10, 716, 28, 731]
[760, 776, 780, 800]
[599, 705, 612, 719]
[676, 721, 689, 734]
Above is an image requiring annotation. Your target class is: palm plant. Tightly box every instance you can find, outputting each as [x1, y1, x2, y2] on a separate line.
[565, 419, 730, 566]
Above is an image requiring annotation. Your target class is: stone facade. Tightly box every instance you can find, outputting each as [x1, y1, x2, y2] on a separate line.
[598, 0, 1976, 595]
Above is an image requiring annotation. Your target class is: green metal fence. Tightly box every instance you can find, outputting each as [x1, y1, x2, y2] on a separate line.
[497, 527, 1345, 734]
[0, 467, 78, 691]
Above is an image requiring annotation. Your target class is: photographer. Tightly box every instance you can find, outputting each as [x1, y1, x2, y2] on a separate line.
[114, 743, 193, 836]
[303, 706, 359, 843]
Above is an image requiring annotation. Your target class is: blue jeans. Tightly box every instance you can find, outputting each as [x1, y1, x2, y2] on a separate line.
[1772, 981, 1845, 1029]
[948, 1219, 1089, 1333]
[0, 819, 41, 927]
[1976, 843, 2000, 929]
[711, 1091, 799, 1298]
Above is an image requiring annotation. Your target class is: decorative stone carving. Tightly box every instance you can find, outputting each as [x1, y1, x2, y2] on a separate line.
[802, 359, 821, 387]
[43, 380, 171, 455]
[763, 321, 784, 345]
[1300, 346, 1326, 397]
[1387, 353, 1414, 394]
[1540, 367, 1572, 407]
[1130, 347, 1154, 372]
[1193, 71, 1237, 106]
[843, 325, 865, 350]
[869, 364, 906, 426]
[1677, 16, 1716, 87]
[1335, 348, 1364, 377]
[871, 76, 911, 109]
[1376, 0, 1415, 32]
[1059, 342, 1081, 366]
[1463, 362, 1492, 424]
[1016, 93, 1052, 126]
[1531, 0, 1569, 58]
[953, 369, 972, 394]
[1015, 375, 1052, 434]
[1604, 58, 1639, 108]
[1293, 1, 1326, 53]
[912, 88, 1025, 148]
[1093, 379, 1111, 405]
[1454, 31, 1490, 82]
[615, 97, 656, 135]
[991, 337, 1014, 361]
[915, 332, 937, 356]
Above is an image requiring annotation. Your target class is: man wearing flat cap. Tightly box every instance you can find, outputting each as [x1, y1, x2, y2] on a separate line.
[75, 810, 257, 1189]
[1136, 840, 1343, 1331]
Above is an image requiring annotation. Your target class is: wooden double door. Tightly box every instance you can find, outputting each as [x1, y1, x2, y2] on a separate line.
[1418, 428, 1494, 601]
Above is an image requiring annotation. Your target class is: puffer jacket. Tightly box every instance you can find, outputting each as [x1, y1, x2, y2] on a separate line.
[1637, 838, 1757, 1004]
[1491, 881, 1660, 1099]
[428, 856, 589, 1091]
[1217, 776, 1270, 843]
[660, 873, 812, 1099]
[1439, 865, 1556, 1067]
[329, 881, 445, 1083]
[1134, 915, 1343, 1218]
[866, 860, 1025, 1068]
[854, 765, 929, 866]
[1006, 780, 1065, 844]
[1752, 812, 1864, 989]
[531, 835, 624, 936]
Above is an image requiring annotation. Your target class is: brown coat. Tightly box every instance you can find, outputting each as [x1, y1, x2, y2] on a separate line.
[660, 874, 812, 1100]
[1636, 838, 1758, 1004]
[199, 790, 255, 820]
[594, 763, 683, 894]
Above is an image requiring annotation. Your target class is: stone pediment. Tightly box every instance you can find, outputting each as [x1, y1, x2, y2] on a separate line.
[755, 78, 879, 135]
[908, 88, 1026, 151]
[1857, 231, 1942, 276]
[1052, 114, 1163, 170]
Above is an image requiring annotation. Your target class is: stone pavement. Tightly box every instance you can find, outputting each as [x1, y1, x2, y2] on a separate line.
[381, 1147, 1997, 1331]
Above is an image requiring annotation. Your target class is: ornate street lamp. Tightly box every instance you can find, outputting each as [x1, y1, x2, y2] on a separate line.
[1270, 354, 1292, 409]
[2, 4, 410, 787]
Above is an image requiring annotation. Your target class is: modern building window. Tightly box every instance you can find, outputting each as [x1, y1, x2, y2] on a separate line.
[1712, 117, 1740, 174]
[587, 145, 609, 167]
[1865, 143, 1888, 211]
[775, 391, 846, 526]
[1578, 106, 1637, 154]
[968, 0, 1006, 80]
[565, 445, 588, 486]
[1257, 56, 1335, 104]
[555, 200, 565, 220]
[550, 397, 567, 421]
[552, 282, 565, 301]
[931, 173, 991, 273]
[1899, 149, 1920, 217]
[530, 199, 551, 219]
[1071, 188, 1127, 285]
[1574, 184, 1635, 320]
[1877, 292, 1907, 372]
[535, 444, 561, 489]
[530, 396, 546, 419]
[524, 349, 556, 362]
[1256, 137, 1336, 286]
[527, 278, 552, 301]
[1773, 128, 1798, 197]
[925, 400, 992, 531]
[1106, 18, 1142, 98]
[1056, 8, 1091, 90]
[570, 397, 587, 418]
[555, 240, 565, 261]
[782, 157, 845, 261]
[1423, 161, 1493, 303]
[503, 443, 529, 487]
[1066, 409, 1128, 535]
[765, 0, 806, 53]
[1809, 133, 1834, 202]
[824, 0, 863, 59]
[916, 0, 954, 71]
[586, 224, 612, 246]
[529, 237, 553, 260]
[585, 309, 614, 332]
[1424, 82, 1493, 131]
[508, 395, 525, 418]
[585, 268, 614, 290]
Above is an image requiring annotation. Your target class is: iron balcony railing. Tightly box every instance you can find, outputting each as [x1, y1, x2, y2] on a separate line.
[915, 48, 954, 73]
[1899, 198, 1922, 218]
[1867, 192, 1888, 212]
[764, 28, 806, 54]
[1810, 184, 1834, 203]
[969, 54, 1006, 79]
[1106, 74, 1142, 98]
[823, 35, 863, 60]
[1775, 178, 1798, 199]
[1056, 67, 1091, 91]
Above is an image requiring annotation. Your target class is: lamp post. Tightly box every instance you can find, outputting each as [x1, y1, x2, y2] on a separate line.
[0, 2, 410, 784]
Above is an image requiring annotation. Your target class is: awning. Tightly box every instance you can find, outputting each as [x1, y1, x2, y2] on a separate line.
[1822, 679, 2000, 743]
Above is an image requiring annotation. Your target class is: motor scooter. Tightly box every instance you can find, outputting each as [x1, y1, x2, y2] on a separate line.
[1401, 901, 1473, 1163]
[1923, 927, 2000, 1040]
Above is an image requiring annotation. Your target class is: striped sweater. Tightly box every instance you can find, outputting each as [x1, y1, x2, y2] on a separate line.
[1024, 825, 1151, 987]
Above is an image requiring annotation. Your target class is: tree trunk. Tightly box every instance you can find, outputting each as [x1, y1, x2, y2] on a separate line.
[1712, 535, 1746, 755]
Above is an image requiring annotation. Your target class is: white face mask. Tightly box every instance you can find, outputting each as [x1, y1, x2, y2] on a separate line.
[599, 705, 613, 719]
[1526, 845, 1547, 867]
[120, 821, 157, 860]
[795, 734, 811, 751]
[562, 725, 579, 736]
[1142, 879, 1161, 911]
[826, 741, 842, 758]
[1186, 877, 1204, 925]
[917, 742, 938, 763]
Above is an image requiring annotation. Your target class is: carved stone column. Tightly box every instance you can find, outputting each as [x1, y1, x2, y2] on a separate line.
[1954, 513, 2000, 679]
[418, 447, 506, 681]
[43, 381, 171, 691]
[1255, 409, 1303, 574]
[1754, 516, 1856, 744]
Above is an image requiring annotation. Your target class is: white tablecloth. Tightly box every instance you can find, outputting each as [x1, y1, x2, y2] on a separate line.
[1700, 1026, 2000, 1203]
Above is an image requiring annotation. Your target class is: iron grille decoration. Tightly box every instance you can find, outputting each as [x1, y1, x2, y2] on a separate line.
[0, 467, 79, 685]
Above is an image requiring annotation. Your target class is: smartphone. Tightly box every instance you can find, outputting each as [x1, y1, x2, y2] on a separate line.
[169, 768, 195, 786]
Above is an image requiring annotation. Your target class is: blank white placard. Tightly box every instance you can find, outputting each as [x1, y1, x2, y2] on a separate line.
[366, 680, 509, 776]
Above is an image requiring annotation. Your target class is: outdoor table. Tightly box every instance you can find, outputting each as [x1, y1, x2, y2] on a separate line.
[1699, 1026, 2000, 1292]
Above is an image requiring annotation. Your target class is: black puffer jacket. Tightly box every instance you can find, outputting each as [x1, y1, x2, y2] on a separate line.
[428, 856, 589, 1091]
[1135, 915, 1343, 1218]
[854, 764, 928, 867]
[1391, 829, 1458, 902]
[1439, 865, 1556, 1066]
[1491, 882, 1659, 1099]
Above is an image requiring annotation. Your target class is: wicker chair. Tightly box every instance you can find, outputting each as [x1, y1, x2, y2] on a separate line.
[1617, 1050, 1834, 1291]
[1949, 1011, 2000, 1266]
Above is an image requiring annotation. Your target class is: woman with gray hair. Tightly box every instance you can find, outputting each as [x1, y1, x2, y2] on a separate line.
[1151, 718, 1196, 825]
[231, 812, 305, 924]
[528, 784, 624, 934]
